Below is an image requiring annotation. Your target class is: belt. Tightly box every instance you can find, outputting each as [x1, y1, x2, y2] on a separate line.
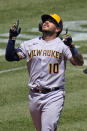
[30, 87, 60, 94]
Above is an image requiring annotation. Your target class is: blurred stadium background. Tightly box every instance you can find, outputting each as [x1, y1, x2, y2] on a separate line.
[0, 0, 87, 131]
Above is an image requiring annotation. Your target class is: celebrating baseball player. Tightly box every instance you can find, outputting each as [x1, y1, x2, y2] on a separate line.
[5, 13, 84, 131]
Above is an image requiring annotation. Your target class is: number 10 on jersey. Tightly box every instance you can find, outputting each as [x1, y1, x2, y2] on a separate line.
[49, 63, 59, 74]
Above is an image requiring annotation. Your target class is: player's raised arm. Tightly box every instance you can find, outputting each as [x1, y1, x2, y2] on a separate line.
[5, 20, 22, 61]
[70, 46, 84, 66]
[61, 29, 84, 66]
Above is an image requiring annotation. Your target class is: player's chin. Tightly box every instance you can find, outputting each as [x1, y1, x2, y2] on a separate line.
[42, 26, 49, 30]
[42, 28, 50, 32]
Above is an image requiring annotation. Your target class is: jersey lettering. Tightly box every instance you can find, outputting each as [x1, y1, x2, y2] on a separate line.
[28, 49, 62, 60]
[28, 50, 42, 58]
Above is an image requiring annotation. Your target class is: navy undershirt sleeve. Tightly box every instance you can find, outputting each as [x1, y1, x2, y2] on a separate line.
[5, 40, 20, 61]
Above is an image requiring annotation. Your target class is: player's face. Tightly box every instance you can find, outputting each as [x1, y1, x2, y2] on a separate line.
[42, 19, 60, 34]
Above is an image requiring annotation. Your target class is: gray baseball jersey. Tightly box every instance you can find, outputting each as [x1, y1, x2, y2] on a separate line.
[18, 37, 72, 89]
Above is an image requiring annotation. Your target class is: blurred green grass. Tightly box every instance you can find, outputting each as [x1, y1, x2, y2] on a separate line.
[0, 0, 87, 32]
[75, 41, 87, 53]
[0, 0, 87, 131]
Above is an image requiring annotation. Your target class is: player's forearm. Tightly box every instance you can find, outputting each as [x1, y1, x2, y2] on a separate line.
[70, 47, 84, 66]
[5, 40, 20, 61]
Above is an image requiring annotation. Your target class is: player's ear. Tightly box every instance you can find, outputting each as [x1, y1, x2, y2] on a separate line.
[56, 27, 62, 37]
[56, 27, 61, 33]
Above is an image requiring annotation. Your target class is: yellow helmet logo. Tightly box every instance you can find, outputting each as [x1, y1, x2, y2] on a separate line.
[50, 14, 61, 23]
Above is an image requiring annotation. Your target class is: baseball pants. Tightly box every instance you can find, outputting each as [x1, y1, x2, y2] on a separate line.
[29, 87, 65, 131]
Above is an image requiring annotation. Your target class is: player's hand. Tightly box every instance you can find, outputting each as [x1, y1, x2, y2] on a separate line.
[62, 29, 73, 48]
[9, 20, 21, 40]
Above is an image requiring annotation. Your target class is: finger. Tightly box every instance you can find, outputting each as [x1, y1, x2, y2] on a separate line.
[16, 20, 19, 29]
[66, 28, 68, 34]
[18, 27, 21, 34]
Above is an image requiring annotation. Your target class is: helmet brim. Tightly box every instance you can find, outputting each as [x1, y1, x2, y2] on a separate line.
[41, 14, 58, 26]
[41, 14, 63, 29]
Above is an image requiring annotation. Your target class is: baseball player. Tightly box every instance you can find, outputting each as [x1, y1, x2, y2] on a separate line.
[5, 13, 84, 131]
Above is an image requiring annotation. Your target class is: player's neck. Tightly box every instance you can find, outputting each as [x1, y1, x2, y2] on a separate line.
[42, 32, 57, 42]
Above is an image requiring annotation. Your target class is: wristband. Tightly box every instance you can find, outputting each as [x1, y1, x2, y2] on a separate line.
[9, 36, 16, 40]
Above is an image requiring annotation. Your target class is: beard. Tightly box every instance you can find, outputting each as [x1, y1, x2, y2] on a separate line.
[42, 28, 57, 36]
